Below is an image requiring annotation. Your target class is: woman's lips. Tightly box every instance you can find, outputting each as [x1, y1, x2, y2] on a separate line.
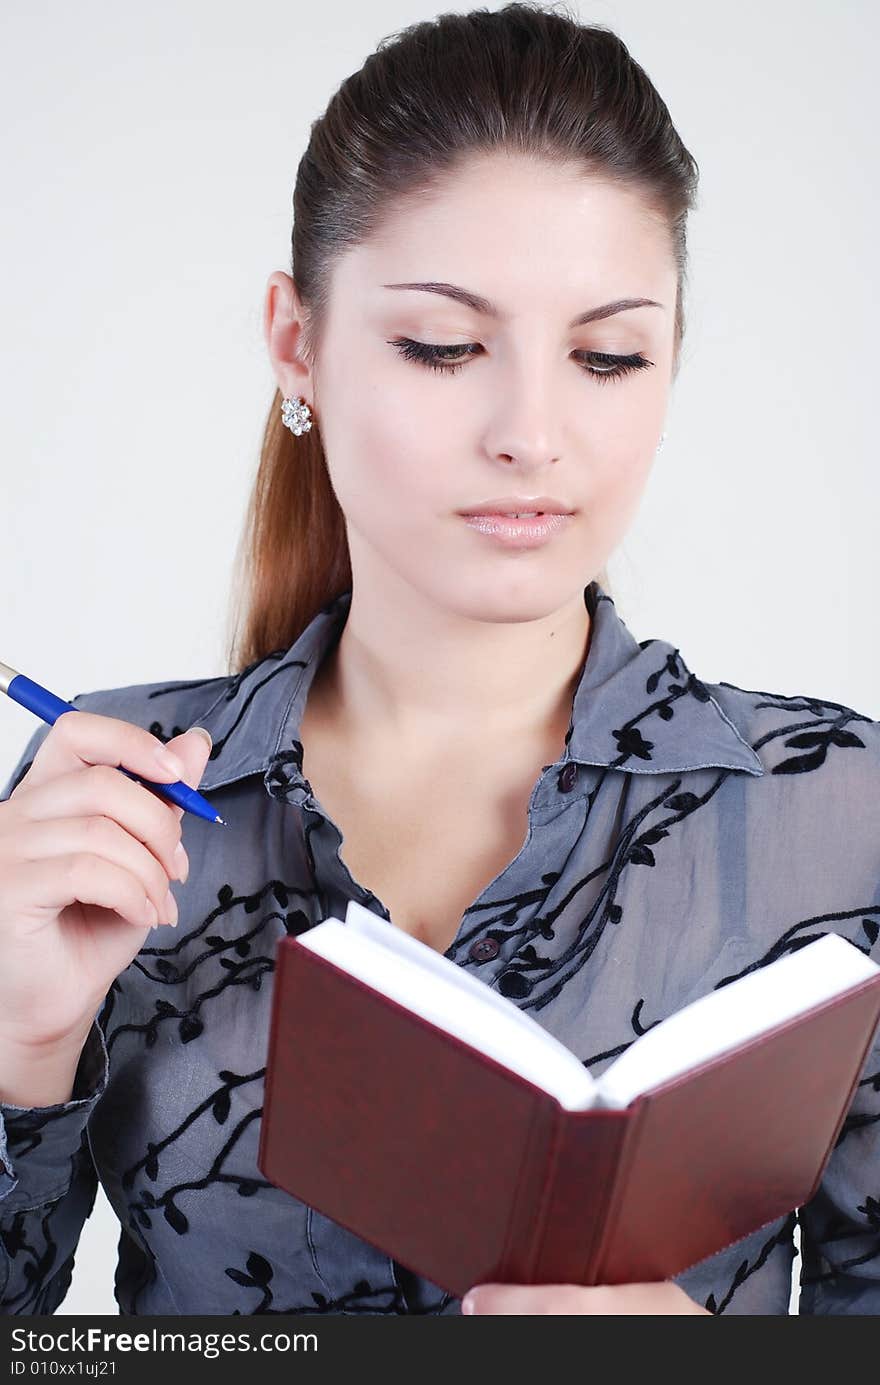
[459, 512, 572, 548]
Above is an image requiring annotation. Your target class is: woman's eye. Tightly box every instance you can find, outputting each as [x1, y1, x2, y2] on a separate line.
[387, 337, 653, 384]
[388, 338, 480, 374]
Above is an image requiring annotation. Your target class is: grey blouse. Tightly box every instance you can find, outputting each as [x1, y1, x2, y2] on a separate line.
[1, 580, 878, 1316]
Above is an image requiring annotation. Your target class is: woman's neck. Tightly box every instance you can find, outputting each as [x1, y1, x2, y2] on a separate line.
[305, 580, 593, 758]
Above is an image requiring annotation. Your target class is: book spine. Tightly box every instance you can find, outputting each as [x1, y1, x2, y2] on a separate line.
[586, 1100, 648, 1284]
[525, 1105, 632, 1286]
[495, 1091, 562, 1283]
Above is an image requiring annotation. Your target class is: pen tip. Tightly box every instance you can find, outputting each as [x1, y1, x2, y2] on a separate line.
[215, 815, 226, 826]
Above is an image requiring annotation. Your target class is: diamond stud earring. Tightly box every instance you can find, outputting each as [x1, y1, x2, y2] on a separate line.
[281, 396, 312, 435]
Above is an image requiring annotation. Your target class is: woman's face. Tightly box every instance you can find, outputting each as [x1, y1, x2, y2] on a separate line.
[265, 153, 678, 624]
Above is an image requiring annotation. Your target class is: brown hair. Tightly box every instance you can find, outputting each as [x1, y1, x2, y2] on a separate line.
[226, 2, 699, 674]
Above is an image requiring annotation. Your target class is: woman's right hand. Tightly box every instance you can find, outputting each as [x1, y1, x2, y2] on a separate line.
[0, 711, 214, 1052]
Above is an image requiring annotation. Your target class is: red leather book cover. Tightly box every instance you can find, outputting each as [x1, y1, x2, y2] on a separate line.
[256, 936, 880, 1300]
[565, 978, 880, 1285]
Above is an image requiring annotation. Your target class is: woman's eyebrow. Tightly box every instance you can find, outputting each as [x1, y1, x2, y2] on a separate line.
[381, 281, 664, 327]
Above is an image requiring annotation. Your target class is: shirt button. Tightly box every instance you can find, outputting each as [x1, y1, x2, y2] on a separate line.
[558, 762, 578, 793]
[468, 937, 500, 963]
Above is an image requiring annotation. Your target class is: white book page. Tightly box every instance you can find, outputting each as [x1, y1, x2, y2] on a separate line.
[296, 906, 599, 1110]
[595, 933, 880, 1110]
[343, 900, 554, 1037]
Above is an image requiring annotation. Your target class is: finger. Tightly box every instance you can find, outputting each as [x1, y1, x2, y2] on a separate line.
[20, 710, 190, 798]
[11, 813, 181, 927]
[140, 726, 214, 823]
[462, 1284, 592, 1315]
[7, 853, 165, 931]
[12, 762, 185, 884]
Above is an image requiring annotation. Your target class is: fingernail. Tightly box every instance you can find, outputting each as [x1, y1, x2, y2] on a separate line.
[164, 888, 179, 927]
[155, 748, 186, 779]
[173, 842, 189, 882]
[461, 1292, 476, 1315]
[188, 726, 213, 751]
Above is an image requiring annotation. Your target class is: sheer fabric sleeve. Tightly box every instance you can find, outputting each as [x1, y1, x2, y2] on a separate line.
[0, 1022, 108, 1314]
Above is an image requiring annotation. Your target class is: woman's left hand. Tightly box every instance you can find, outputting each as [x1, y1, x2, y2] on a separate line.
[460, 1280, 711, 1315]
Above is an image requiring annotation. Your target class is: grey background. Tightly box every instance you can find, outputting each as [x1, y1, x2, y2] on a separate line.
[1, 0, 876, 1315]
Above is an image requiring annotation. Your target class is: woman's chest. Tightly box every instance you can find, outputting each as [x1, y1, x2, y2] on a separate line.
[300, 734, 549, 954]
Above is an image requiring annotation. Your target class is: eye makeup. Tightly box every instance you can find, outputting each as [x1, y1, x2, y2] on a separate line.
[387, 336, 653, 384]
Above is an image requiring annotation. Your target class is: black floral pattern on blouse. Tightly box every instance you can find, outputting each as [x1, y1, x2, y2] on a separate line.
[2, 581, 878, 1316]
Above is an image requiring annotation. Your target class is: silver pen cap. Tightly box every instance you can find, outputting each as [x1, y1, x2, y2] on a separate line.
[0, 660, 21, 696]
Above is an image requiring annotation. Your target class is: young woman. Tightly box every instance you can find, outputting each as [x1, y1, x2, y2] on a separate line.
[1, 4, 877, 1316]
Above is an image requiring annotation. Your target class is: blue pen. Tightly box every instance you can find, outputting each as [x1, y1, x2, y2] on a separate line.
[0, 659, 226, 826]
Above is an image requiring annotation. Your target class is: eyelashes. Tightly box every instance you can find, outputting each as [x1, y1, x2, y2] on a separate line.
[387, 336, 654, 385]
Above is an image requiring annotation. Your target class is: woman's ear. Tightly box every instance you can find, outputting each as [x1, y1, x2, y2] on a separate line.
[263, 271, 313, 400]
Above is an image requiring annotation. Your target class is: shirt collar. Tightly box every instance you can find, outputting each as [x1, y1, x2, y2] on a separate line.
[195, 579, 764, 796]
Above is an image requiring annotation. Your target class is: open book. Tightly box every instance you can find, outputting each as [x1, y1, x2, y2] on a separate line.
[257, 903, 880, 1299]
